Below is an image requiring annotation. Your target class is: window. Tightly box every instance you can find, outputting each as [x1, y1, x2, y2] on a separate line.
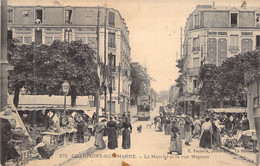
[109, 12, 115, 26]
[194, 14, 200, 28]
[231, 13, 238, 27]
[193, 37, 200, 51]
[64, 30, 72, 42]
[193, 58, 200, 68]
[8, 9, 13, 23]
[256, 13, 260, 27]
[35, 9, 43, 24]
[108, 33, 116, 48]
[22, 10, 29, 17]
[112, 77, 116, 91]
[108, 54, 116, 71]
[35, 30, 42, 45]
[256, 36, 260, 50]
[7, 30, 12, 40]
[193, 80, 198, 91]
[229, 35, 239, 51]
[65, 10, 72, 24]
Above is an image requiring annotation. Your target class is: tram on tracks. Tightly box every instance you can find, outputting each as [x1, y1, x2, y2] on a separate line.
[137, 95, 151, 121]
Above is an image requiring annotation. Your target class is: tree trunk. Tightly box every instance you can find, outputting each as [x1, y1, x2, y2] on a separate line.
[13, 86, 20, 108]
[220, 98, 224, 108]
[70, 86, 77, 107]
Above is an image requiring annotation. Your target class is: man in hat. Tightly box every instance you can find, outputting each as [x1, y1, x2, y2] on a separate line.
[184, 115, 192, 145]
[0, 106, 19, 165]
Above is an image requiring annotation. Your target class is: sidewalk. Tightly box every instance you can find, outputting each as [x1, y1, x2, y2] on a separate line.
[28, 137, 101, 166]
[220, 146, 257, 165]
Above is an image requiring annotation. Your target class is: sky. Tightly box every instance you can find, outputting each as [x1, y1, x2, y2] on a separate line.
[9, 0, 260, 93]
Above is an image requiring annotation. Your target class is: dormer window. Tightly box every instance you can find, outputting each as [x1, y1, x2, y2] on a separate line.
[231, 13, 238, 27]
[194, 14, 200, 28]
[35, 9, 43, 24]
[65, 10, 73, 24]
[109, 12, 115, 27]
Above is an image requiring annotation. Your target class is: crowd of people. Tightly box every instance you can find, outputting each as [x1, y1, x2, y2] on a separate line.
[154, 111, 250, 155]
[94, 116, 132, 150]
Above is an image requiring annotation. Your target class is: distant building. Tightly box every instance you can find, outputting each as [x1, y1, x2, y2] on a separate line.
[169, 85, 179, 104]
[179, 2, 260, 117]
[7, 5, 131, 115]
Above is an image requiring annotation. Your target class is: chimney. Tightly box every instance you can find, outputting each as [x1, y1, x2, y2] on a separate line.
[241, 1, 247, 8]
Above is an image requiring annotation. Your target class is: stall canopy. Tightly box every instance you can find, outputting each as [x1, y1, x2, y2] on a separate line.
[209, 107, 246, 113]
[9, 95, 102, 116]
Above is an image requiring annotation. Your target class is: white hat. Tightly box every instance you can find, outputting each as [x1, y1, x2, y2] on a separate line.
[181, 114, 186, 118]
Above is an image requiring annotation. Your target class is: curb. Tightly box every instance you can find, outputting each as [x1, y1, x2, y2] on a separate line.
[219, 146, 256, 165]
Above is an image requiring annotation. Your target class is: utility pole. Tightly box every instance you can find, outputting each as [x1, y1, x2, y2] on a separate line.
[0, 0, 8, 111]
[104, 8, 107, 118]
[180, 27, 183, 59]
[95, 6, 100, 123]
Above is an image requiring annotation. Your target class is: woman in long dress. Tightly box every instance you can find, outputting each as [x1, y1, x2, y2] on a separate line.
[107, 117, 118, 149]
[94, 119, 106, 150]
[199, 117, 212, 148]
[178, 117, 185, 139]
[212, 117, 221, 148]
[122, 117, 132, 149]
[165, 117, 172, 135]
[168, 120, 182, 155]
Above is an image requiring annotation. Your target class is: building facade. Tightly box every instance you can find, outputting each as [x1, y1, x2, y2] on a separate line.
[180, 2, 260, 117]
[7, 5, 131, 116]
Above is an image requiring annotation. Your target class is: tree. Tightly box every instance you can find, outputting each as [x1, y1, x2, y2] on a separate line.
[218, 50, 260, 107]
[7, 39, 35, 107]
[198, 64, 220, 108]
[7, 40, 99, 107]
[175, 58, 184, 95]
[130, 62, 152, 105]
[40, 40, 99, 106]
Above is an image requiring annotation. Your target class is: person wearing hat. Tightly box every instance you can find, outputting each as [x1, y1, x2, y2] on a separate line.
[212, 117, 221, 148]
[199, 116, 212, 148]
[184, 115, 192, 146]
[122, 117, 132, 149]
[193, 116, 201, 139]
[168, 119, 182, 155]
[107, 116, 118, 149]
[94, 119, 106, 150]
[0, 107, 19, 165]
[76, 116, 85, 143]
[178, 116, 185, 139]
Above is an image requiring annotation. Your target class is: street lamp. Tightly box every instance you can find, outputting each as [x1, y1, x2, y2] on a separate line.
[62, 80, 70, 125]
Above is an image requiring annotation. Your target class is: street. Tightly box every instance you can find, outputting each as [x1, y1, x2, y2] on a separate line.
[62, 108, 253, 166]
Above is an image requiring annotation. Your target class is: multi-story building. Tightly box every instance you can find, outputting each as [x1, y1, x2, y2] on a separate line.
[180, 2, 260, 117]
[7, 5, 131, 116]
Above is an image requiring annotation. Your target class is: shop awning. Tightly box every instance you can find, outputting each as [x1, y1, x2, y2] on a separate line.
[209, 107, 246, 113]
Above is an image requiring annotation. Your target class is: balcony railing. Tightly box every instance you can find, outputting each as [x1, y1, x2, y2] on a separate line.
[192, 46, 200, 52]
[229, 46, 239, 52]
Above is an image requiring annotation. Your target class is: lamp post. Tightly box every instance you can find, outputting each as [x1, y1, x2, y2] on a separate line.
[62, 80, 70, 125]
[109, 80, 112, 117]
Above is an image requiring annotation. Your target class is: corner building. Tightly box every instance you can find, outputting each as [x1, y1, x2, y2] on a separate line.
[180, 3, 260, 117]
[7, 5, 131, 116]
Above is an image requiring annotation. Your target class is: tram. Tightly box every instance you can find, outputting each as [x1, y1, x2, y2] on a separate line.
[137, 95, 151, 121]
